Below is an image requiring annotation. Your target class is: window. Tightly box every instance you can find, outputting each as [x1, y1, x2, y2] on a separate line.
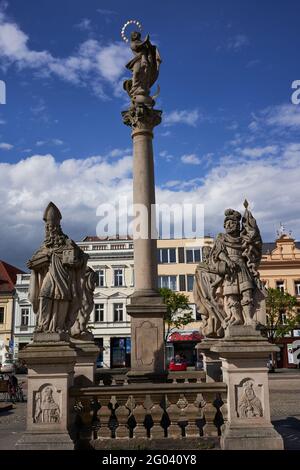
[95, 304, 104, 322]
[114, 269, 124, 287]
[21, 308, 30, 327]
[95, 270, 105, 287]
[0, 307, 4, 324]
[157, 248, 176, 264]
[276, 281, 285, 292]
[113, 304, 124, 322]
[186, 248, 201, 263]
[158, 275, 177, 291]
[295, 281, 300, 296]
[280, 312, 287, 324]
[187, 275, 194, 292]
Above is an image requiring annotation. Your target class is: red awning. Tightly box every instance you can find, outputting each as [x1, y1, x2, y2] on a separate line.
[168, 331, 203, 342]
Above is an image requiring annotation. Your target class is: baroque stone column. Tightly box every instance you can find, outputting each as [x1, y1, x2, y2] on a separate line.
[122, 106, 167, 381]
[121, 25, 167, 381]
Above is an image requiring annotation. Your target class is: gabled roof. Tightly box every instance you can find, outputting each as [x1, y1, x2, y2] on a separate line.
[0, 260, 25, 294]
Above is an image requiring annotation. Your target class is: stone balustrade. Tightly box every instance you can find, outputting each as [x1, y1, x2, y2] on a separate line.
[95, 370, 206, 386]
[70, 382, 227, 449]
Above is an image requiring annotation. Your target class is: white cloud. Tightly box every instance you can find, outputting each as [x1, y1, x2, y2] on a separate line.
[163, 109, 199, 127]
[240, 145, 278, 158]
[74, 18, 92, 32]
[159, 150, 174, 162]
[181, 154, 201, 165]
[36, 139, 64, 147]
[0, 11, 131, 99]
[227, 34, 249, 51]
[0, 142, 13, 150]
[264, 104, 300, 129]
[2, 145, 300, 268]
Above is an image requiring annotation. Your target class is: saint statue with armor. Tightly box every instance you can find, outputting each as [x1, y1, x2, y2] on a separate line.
[194, 201, 266, 338]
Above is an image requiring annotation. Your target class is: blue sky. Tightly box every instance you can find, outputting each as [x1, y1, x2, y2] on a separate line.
[0, 0, 300, 268]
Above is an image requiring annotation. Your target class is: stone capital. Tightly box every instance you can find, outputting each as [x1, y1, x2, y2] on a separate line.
[122, 105, 162, 134]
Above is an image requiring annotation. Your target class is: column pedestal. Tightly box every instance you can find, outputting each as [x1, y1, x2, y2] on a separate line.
[71, 337, 99, 386]
[15, 334, 76, 450]
[211, 325, 284, 450]
[196, 339, 222, 382]
[127, 296, 167, 382]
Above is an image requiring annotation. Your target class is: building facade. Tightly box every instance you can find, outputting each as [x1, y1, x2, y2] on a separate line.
[0, 260, 24, 351]
[259, 233, 300, 368]
[13, 273, 34, 360]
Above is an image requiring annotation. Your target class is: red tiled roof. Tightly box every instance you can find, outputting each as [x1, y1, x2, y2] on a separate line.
[0, 261, 25, 294]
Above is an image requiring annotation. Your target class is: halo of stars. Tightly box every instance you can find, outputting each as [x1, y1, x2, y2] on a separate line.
[121, 20, 143, 43]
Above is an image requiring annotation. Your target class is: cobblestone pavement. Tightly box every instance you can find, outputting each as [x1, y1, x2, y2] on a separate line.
[269, 374, 300, 450]
[0, 373, 300, 450]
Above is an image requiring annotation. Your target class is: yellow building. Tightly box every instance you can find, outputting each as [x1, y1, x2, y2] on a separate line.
[0, 261, 24, 349]
[259, 233, 300, 368]
[157, 237, 214, 364]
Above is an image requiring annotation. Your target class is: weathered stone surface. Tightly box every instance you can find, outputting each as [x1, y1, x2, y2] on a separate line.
[16, 341, 76, 449]
[196, 340, 222, 383]
[27, 202, 96, 336]
[127, 305, 166, 377]
[16, 432, 74, 450]
[193, 201, 266, 338]
[212, 329, 283, 450]
[71, 338, 99, 386]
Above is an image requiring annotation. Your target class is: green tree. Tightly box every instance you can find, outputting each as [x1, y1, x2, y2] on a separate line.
[159, 287, 193, 342]
[266, 287, 299, 370]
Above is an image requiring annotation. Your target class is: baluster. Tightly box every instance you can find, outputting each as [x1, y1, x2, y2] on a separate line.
[132, 395, 147, 438]
[202, 392, 218, 437]
[166, 395, 181, 438]
[115, 405, 130, 438]
[97, 398, 112, 439]
[177, 394, 188, 436]
[185, 393, 202, 438]
[220, 398, 228, 434]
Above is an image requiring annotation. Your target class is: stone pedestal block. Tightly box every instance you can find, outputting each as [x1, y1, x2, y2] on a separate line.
[196, 339, 222, 382]
[211, 325, 283, 450]
[127, 297, 167, 381]
[71, 337, 99, 386]
[16, 337, 77, 450]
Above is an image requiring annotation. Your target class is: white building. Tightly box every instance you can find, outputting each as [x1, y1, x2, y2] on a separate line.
[79, 235, 134, 368]
[13, 273, 34, 360]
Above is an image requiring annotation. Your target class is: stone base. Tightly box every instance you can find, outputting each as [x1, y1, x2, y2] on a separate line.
[196, 339, 222, 382]
[33, 331, 70, 342]
[212, 325, 283, 451]
[127, 300, 167, 376]
[71, 338, 99, 386]
[221, 424, 284, 450]
[16, 432, 74, 450]
[19, 340, 76, 437]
